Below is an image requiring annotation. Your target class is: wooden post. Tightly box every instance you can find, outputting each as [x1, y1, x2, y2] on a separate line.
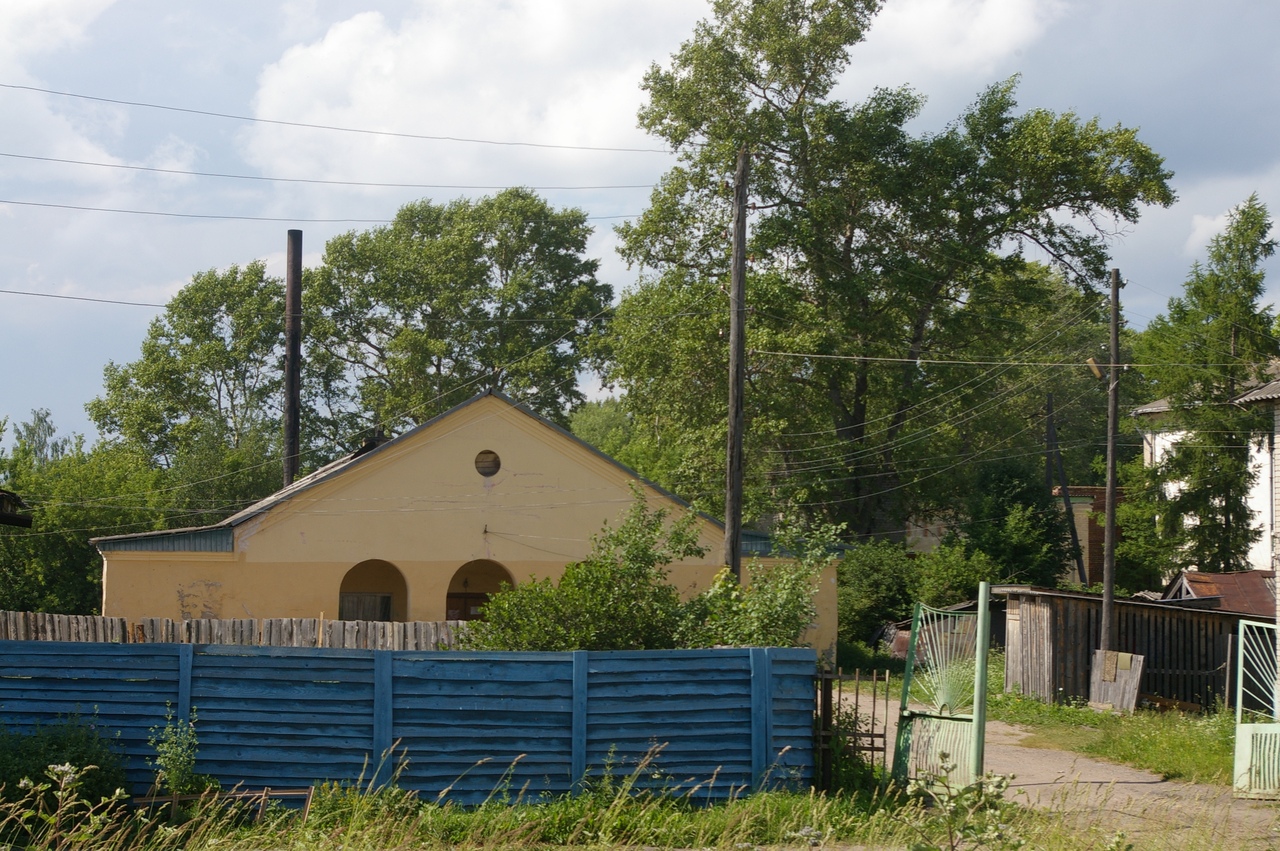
[1101, 269, 1122, 652]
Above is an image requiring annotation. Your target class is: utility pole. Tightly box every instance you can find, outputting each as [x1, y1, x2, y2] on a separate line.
[724, 146, 749, 581]
[1100, 268, 1123, 652]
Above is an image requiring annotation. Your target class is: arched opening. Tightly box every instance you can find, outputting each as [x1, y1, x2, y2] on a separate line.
[339, 560, 408, 622]
[446, 560, 514, 621]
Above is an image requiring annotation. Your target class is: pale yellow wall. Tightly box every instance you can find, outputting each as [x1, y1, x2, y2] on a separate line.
[100, 395, 837, 658]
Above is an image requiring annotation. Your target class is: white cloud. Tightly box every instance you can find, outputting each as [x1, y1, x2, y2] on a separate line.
[1184, 211, 1231, 258]
[239, 2, 702, 199]
[0, 0, 116, 64]
[844, 0, 1067, 91]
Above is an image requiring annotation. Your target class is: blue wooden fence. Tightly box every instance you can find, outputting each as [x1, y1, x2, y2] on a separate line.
[0, 642, 815, 803]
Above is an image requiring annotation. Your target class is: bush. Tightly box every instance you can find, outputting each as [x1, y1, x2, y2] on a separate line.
[464, 495, 835, 651]
[0, 714, 127, 806]
[679, 516, 837, 649]
[838, 541, 918, 645]
[148, 704, 219, 795]
[462, 487, 707, 651]
[913, 544, 1000, 609]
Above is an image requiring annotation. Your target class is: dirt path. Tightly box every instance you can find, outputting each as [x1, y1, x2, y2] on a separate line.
[845, 694, 1280, 848]
[984, 719, 1279, 847]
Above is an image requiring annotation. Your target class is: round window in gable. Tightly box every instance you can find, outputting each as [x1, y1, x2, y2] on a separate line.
[475, 450, 501, 477]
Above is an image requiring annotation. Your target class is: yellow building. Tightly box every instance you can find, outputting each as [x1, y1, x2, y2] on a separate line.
[95, 392, 836, 655]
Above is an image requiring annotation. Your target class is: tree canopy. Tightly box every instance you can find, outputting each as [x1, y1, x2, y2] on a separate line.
[604, 0, 1175, 538]
[307, 188, 611, 437]
[1129, 195, 1279, 573]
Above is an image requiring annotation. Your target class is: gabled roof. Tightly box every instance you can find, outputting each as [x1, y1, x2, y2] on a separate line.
[1134, 363, 1280, 419]
[1162, 569, 1276, 618]
[93, 390, 722, 552]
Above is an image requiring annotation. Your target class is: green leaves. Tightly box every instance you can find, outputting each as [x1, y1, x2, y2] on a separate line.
[611, 0, 1174, 538]
[1129, 195, 1279, 573]
[307, 188, 609, 434]
[462, 489, 705, 652]
[462, 492, 827, 651]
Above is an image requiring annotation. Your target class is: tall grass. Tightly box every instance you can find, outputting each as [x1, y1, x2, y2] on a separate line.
[0, 752, 1263, 850]
[985, 651, 1236, 784]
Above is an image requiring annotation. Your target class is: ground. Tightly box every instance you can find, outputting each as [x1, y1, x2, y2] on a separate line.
[855, 694, 1280, 849]
[985, 718, 1279, 848]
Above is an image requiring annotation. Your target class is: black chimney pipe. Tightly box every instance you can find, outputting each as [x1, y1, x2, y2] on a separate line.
[284, 229, 302, 486]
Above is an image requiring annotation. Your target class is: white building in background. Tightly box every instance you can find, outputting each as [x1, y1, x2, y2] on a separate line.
[1133, 377, 1280, 573]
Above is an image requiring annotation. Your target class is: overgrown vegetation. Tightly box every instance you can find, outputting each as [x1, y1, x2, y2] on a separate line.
[462, 492, 835, 651]
[147, 705, 218, 796]
[987, 689, 1235, 785]
[0, 714, 127, 807]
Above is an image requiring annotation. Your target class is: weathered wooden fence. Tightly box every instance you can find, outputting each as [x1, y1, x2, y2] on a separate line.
[1002, 587, 1270, 707]
[0, 611, 464, 649]
[0, 641, 814, 802]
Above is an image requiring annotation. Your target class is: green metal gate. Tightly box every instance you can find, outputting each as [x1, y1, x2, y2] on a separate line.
[1234, 618, 1280, 799]
[892, 581, 991, 788]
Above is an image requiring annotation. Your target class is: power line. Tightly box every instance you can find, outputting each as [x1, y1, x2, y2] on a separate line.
[0, 288, 165, 308]
[0, 197, 639, 223]
[0, 151, 657, 191]
[0, 198, 388, 223]
[0, 82, 673, 154]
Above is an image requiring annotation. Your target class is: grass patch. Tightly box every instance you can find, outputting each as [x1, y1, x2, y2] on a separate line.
[987, 669, 1236, 784]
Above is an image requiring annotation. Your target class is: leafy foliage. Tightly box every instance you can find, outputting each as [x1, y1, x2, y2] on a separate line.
[679, 516, 838, 648]
[1130, 195, 1279, 573]
[607, 0, 1173, 538]
[912, 545, 1000, 610]
[838, 539, 1006, 645]
[147, 705, 218, 796]
[307, 188, 611, 435]
[463, 494, 831, 651]
[461, 490, 706, 651]
[838, 540, 918, 645]
[0, 715, 127, 808]
[88, 262, 286, 471]
[0, 412, 165, 613]
[949, 458, 1075, 589]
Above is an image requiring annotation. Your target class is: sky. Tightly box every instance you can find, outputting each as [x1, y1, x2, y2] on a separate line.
[2, 0, 1279, 446]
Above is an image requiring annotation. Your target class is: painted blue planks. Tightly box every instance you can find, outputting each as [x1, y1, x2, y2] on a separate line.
[0, 641, 815, 801]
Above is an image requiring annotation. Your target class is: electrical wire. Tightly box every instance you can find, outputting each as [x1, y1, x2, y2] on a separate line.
[0, 197, 640, 223]
[0, 82, 674, 154]
[0, 151, 658, 191]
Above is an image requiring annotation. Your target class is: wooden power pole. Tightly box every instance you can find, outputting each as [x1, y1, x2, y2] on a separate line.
[725, 147, 750, 581]
[1101, 268, 1122, 652]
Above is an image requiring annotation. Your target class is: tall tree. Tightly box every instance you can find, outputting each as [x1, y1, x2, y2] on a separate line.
[1132, 195, 1279, 573]
[307, 188, 610, 435]
[0, 412, 165, 613]
[87, 262, 288, 523]
[607, 0, 1174, 536]
[88, 261, 285, 468]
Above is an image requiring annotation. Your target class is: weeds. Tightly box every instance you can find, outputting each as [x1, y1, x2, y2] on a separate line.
[988, 688, 1236, 784]
[146, 704, 218, 796]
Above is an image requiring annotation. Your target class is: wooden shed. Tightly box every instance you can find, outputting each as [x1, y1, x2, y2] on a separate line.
[998, 585, 1272, 708]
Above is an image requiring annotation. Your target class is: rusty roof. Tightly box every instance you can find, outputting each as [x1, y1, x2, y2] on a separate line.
[1163, 570, 1276, 618]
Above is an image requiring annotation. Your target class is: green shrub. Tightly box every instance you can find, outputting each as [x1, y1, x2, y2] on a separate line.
[0, 713, 127, 806]
[838, 541, 918, 645]
[462, 487, 706, 651]
[147, 704, 219, 795]
[464, 493, 835, 651]
[913, 544, 1000, 608]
